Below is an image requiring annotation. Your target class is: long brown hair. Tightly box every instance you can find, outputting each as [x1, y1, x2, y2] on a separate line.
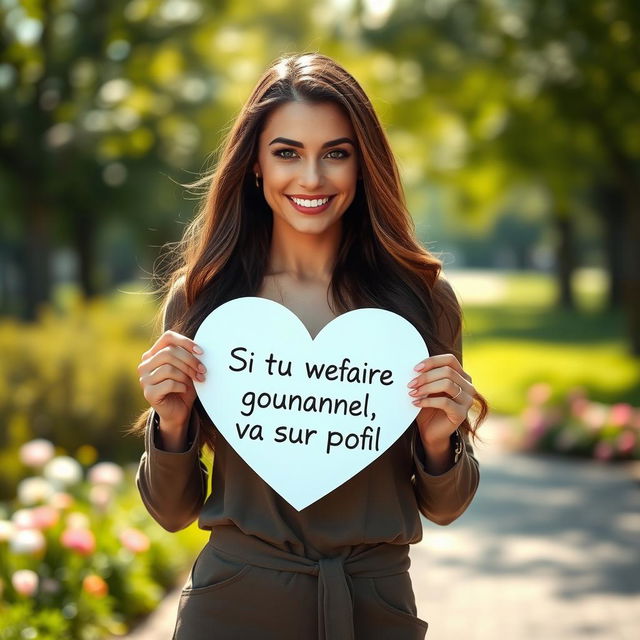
[131, 52, 488, 452]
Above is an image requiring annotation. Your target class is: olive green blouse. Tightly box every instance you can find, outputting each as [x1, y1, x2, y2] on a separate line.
[136, 405, 479, 558]
[135, 286, 480, 558]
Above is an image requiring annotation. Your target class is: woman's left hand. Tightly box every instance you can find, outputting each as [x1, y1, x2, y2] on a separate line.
[408, 354, 475, 450]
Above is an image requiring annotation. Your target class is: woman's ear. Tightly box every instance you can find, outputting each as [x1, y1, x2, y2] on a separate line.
[252, 161, 261, 176]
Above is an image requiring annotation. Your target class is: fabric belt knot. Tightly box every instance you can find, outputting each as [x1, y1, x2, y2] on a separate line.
[317, 556, 353, 640]
[208, 525, 410, 640]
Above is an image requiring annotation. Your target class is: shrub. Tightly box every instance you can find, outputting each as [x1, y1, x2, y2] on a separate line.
[0, 438, 206, 639]
[0, 291, 156, 499]
[517, 383, 640, 460]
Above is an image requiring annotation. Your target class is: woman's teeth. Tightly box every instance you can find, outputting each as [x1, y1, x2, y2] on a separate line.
[290, 196, 330, 208]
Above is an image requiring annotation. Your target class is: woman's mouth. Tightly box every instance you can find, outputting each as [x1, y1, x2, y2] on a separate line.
[286, 195, 335, 215]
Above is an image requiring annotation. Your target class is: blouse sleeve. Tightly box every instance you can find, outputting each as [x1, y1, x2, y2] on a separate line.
[410, 276, 480, 525]
[411, 426, 480, 525]
[134, 277, 209, 532]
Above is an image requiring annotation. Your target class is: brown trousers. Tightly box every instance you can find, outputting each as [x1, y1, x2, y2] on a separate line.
[172, 526, 428, 639]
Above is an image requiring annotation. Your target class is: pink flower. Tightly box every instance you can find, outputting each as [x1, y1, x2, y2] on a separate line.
[9, 528, 46, 555]
[89, 485, 113, 511]
[617, 431, 636, 455]
[521, 407, 549, 447]
[569, 396, 589, 419]
[88, 462, 123, 487]
[31, 506, 59, 530]
[594, 441, 614, 461]
[12, 569, 39, 597]
[527, 382, 552, 406]
[60, 528, 96, 555]
[48, 492, 74, 510]
[522, 407, 544, 431]
[610, 403, 633, 427]
[19, 439, 55, 468]
[119, 527, 150, 554]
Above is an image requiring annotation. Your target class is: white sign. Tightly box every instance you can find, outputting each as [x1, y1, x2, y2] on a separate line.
[193, 297, 428, 511]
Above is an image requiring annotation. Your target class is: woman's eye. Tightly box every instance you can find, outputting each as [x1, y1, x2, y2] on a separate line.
[272, 148, 350, 160]
[273, 149, 298, 159]
[326, 149, 349, 159]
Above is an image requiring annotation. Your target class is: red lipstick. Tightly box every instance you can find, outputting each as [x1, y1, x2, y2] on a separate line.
[286, 195, 335, 215]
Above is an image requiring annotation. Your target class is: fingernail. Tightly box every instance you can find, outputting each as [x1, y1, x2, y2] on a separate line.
[198, 363, 206, 373]
[412, 399, 420, 405]
[197, 373, 206, 382]
[409, 389, 418, 396]
[193, 345, 204, 354]
[407, 378, 418, 388]
[414, 363, 425, 372]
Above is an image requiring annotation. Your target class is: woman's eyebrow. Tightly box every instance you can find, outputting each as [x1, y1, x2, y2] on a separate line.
[268, 136, 355, 149]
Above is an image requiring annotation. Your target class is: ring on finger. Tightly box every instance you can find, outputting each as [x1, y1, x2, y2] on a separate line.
[451, 383, 463, 400]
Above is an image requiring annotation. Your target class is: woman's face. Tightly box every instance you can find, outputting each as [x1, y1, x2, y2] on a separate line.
[253, 100, 359, 236]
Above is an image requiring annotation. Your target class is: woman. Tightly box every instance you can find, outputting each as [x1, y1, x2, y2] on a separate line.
[132, 52, 488, 639]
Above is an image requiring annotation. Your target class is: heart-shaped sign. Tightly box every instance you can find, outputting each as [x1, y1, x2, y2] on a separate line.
[193, 297, 428, 511]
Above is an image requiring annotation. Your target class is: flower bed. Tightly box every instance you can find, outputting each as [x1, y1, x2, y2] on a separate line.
[0, 439, 204, 639]
[518, 383, 640, 460]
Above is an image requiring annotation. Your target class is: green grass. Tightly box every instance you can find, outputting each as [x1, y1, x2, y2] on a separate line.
[448, 269, 640, 416]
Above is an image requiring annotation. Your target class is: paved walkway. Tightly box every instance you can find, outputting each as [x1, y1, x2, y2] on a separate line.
[124, 416, 640, 639]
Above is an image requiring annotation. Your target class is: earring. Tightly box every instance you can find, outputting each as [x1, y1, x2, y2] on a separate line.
[255, 172, 261, 188]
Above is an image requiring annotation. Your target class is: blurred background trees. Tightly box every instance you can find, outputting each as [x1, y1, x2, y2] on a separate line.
[2, 0, 638, 348]
[1, 2, 638, 635]
[0, 0, 638, 442]
[0, 0, 636, 330]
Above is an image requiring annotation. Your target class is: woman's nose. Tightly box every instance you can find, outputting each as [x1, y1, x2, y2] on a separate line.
[298, 159, 322, 189]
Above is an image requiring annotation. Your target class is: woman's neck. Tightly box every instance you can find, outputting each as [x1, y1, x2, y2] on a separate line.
[267, 219, 342, 282]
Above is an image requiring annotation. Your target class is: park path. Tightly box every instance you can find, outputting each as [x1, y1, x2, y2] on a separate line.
[122, 415, 640, 639]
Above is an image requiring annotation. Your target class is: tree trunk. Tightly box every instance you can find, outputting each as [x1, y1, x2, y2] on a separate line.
[593, 183, 626, 309]
[554, 213, 575, 309]
[621, 200, 640, 356]
[73, 208, 97, 298]
[22, 199, 52, 321]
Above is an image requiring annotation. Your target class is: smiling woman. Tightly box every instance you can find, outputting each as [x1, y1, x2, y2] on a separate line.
[253, 101, 359, 238]
[130, 51, 488, 640]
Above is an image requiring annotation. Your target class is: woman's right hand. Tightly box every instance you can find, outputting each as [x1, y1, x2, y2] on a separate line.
[137, 330, 206, 436]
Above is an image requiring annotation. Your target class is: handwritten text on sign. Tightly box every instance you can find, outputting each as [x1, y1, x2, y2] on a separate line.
[193, 297, 429, 511]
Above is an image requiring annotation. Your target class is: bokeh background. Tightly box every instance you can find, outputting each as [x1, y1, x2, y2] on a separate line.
[1, 1, 639, 638]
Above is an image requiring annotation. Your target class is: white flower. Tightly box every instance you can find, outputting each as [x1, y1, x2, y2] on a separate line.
[87, 462, 124, 487]
[12, 569, 39, 596]
[0, 519, 15, 541]
[17, 477, 55, 505]
[43, 456, 83, 488]
[10, 528, 46, 555]
[12, 509, 37, 530]
[66, 511, 90, 530]
[19, 439, 55, 467]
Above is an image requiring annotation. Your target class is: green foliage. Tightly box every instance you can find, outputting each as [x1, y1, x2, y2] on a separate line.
[0, 449, 208, 639]
[0, 288, 156, 499]
[515, 384, 639, 461]
[452, 270, 640, 415]
[0, 602, 70, 640]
